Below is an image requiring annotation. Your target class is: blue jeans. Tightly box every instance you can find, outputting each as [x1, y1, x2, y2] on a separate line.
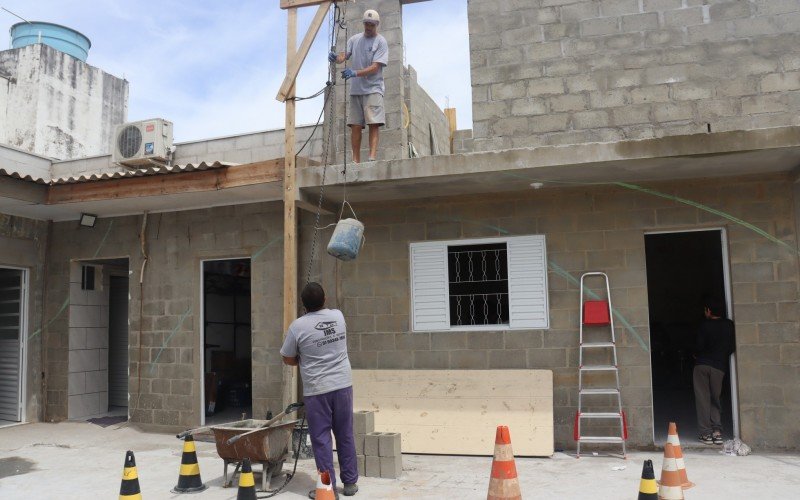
[304, 386, 358, 489]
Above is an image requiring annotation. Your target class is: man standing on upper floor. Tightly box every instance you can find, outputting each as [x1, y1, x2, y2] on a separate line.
[329, 9, 388, 163]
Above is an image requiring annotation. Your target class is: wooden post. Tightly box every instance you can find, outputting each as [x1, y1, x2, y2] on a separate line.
[444, 108, 457, 154]
[282, 6, 299, 408]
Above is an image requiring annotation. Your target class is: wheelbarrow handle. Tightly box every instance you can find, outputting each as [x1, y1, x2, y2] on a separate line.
[226, 401, 303, 446]
[176, 417, 251, 439]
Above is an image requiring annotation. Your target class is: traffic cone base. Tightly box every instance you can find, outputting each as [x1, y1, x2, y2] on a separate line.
[172, 435, 208, 494]
[637, 459, 658, 500]
[314, 470, 336, 500]
[666, 422, 694, 489]
[487, 426, 522, 500]
[237, 458, 257, 500]
[119, 450, 142, 500]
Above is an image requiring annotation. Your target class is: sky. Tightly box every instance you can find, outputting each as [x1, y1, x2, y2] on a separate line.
[1, 0, 471, 142]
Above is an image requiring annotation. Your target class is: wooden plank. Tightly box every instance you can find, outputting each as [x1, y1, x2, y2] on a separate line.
[46, 160, 284, 204]
[353, 369, 554, 457]
[280, 0, 330, 9]
[444, 107, 457, 154]
[276, 1, 332, 102]
[282, 6, 299, 408]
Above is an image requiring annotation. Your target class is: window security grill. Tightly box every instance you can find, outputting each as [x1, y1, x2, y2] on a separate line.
[447, 243, 509, 326]
[410, 235, 549, 331]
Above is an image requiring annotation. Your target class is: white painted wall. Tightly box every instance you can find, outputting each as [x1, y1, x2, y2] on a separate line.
[0, 144, 52, 181]
[0, 44, 128, 160]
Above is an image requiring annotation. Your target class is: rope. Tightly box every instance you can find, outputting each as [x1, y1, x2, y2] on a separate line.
[304, 1, 347, 285]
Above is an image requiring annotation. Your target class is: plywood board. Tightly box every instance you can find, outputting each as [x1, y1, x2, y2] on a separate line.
[352, 369, 554, 457]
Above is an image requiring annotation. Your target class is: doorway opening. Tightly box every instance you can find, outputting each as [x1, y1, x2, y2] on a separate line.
[202, 258, 252, 425]
[67, 258, 129, 422]
[645, 229, 737, 444]
[0, 267, 27, 426]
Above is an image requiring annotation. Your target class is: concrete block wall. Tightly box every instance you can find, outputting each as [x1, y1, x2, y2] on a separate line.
[405, 65, 450, 156]
[0, 213, 48, 422]
[323, 173, 799, 449]
[67, 262, 110, 418]
[49, 125, 323, 181]
[43, 202, 286, 429]
[468, 0, 800, 150]
[0, 44, 128, 160]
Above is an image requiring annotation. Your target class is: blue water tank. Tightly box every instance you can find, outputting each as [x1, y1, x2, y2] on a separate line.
[10, 22, 91, 62]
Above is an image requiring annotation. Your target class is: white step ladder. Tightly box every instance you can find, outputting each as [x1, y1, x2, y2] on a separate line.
[575, 272, 627, 458]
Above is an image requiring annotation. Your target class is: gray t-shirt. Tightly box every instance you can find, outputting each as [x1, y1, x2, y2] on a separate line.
[346, 33, 389, 96]
[280, 309, 352, 397]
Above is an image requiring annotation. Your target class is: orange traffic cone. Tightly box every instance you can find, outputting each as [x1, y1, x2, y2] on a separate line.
[237, 458, 257, 500]
[313, 470, 336, 500]
[666, 422, 694, 489]
[487, 426, 522, 500]
[658, 443, 684, 500]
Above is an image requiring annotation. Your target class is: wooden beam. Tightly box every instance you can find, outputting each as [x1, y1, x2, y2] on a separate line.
[282, 7, 299, 409]
[280, 0, 331, 9]
[276, 1, 332, 102]
[45, 160, 283, 204]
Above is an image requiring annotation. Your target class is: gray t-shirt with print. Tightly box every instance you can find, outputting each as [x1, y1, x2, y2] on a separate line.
[346, 32, 389, 96]
[280, 308, 352, 397]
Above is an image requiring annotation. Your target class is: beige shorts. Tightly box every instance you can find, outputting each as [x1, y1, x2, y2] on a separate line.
[348, 93, 385, 127]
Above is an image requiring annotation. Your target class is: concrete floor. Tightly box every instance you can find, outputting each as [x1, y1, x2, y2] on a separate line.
[0, 422, 798, 499]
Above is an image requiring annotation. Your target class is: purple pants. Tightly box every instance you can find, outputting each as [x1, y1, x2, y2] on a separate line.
[304, 386, 358, 489]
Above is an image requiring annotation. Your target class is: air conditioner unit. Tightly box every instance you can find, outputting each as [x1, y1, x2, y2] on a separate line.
[112, 119, 173, 166]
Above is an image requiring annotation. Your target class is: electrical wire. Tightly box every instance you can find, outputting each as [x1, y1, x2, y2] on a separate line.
[249, 415, 307, 498]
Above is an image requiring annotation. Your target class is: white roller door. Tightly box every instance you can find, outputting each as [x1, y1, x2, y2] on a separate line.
[0, 268, 24, 422]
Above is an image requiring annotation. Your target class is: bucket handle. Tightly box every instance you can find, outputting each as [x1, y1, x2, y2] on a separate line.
[339, 200, 358, 221]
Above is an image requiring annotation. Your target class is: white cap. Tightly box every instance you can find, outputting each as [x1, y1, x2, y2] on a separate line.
[363, 9, 380, 24]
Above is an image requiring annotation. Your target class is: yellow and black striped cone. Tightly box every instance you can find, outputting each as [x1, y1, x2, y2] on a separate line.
[237, 458, 257, 500]
[638, 459, 658, 499]
[171, 435, 208, 493]
[119, 450, 142, 500]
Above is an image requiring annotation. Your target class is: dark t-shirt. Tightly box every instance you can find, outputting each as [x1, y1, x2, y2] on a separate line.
[695, 318, 736, 371]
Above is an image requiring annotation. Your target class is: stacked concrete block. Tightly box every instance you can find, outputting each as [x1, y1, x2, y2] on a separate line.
[353, 410, 403, 479]
[353, 410, 375, 477]
[378, 432, 403, 479]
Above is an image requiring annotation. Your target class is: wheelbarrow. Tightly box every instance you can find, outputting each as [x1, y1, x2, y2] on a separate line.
[212, 419, 299, 490]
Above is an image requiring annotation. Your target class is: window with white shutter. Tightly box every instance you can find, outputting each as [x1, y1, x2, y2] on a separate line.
[410, 235, 549, 331]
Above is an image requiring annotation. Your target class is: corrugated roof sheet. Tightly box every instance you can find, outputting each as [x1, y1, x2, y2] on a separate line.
[1, 161, 234, 185]
[0, 167, 49, 184]
[50, 161, 234, 184]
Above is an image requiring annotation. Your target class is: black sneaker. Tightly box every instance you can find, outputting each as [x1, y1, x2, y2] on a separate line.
[343, 483, 358, 496]
[699, 434, 714, 445]
[712, 432, 723, 445]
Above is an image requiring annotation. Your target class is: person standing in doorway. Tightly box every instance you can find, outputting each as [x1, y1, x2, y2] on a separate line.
[281, 283, 358, 498]
[329, 9, 388, 163]
[693, 297, 736, 445]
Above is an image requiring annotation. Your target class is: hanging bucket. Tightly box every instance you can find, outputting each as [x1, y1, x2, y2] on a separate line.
[327, 218, 365, 261]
